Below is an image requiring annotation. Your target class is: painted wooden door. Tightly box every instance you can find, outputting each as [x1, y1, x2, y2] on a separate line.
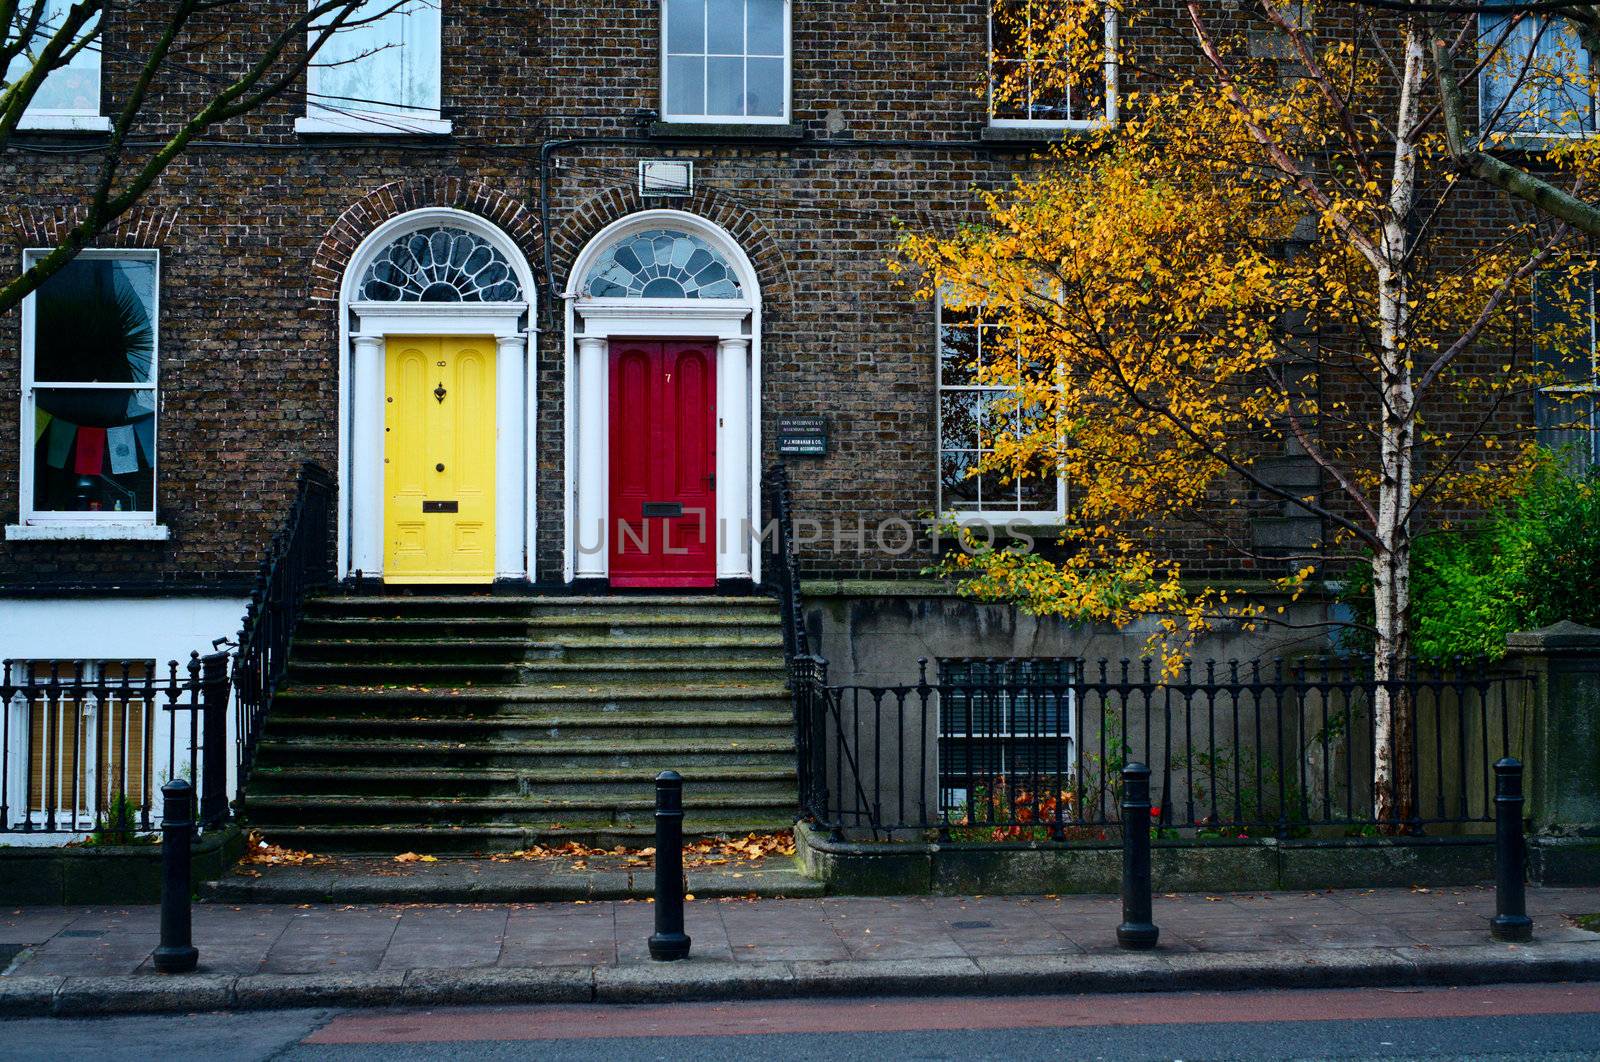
[609, 339, 717, 588]
[384, 336, 496, 583]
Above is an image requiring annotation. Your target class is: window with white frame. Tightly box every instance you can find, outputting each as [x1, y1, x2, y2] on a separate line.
[662, 0, 789, 123]
[3, 0, 106, 129]
[300, 0, 445, 134]
[1532, 268, 1600, 466]
[1479, 7, 1595, 137]
[19, 251, 159, 523]
[937, 301, 1064, 519]
[988, 0, 1116, 128]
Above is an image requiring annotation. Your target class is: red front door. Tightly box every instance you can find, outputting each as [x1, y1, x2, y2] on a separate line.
[609, 339, 718, 588]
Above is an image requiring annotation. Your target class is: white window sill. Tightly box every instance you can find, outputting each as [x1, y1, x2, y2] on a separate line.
[5, 522, 170, 542]
[296, 115, 452, 136]
[948, 512, 1064, 529]
[16, 114, 112, 132]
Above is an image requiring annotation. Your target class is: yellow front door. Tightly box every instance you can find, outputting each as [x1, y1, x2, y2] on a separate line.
[384, 336, 496, 584]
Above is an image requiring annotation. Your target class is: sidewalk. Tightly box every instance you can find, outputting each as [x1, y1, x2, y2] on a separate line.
[3, 886, 1599, 1018]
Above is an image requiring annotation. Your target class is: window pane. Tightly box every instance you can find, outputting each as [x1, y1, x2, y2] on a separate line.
[940, 391, 986, 450]
[747, 0, 784, 55]
[1019, 473, 1057, 512]
[312, 0, 440, 118]
[745, 56, 784, 116]
[990, 60, 1028, 121]
[1481, 14, 1594, 135]
[707, 0, 744, 54]
[706, 55, 743, 114]
[6, 0, 100, 113]
[940, 324, 980, 386]
[941, 451, 983, 510]
[666, 55, 705, 116]
[666, 0, 704, 53]
[32, 388, 155, 513]
[33, 258, 156, 384]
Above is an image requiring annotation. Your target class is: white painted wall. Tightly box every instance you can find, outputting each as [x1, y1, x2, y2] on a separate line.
[0, 595, 246, 845]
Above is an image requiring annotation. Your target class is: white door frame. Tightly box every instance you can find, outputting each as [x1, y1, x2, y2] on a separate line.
[561, 210, 762, 585]
[336, 208, 537, 582]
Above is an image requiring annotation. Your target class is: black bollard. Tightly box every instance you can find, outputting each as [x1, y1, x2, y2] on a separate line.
[648, 770, 692, 961]
[1117, 762, 1160, 950]
[152, 779, 199, 974]
[1491, 758, 1533, 943]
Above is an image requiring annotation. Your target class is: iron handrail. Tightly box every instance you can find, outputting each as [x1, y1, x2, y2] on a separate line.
[229, 461, 336, 796]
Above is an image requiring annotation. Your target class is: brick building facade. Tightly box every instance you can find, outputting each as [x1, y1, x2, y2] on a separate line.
[0, 2, 1569, 687]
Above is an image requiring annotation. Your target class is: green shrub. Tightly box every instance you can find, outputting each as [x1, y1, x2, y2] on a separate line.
[1412, 457, 1600, 662]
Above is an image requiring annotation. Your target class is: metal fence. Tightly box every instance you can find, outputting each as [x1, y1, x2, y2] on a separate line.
[0, 652, 231, 835]
[0, 462, 334, 839]
[794, 656, 1535, 841]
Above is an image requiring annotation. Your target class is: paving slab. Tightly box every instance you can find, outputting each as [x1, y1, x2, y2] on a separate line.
[0, 885, 1595, 1016]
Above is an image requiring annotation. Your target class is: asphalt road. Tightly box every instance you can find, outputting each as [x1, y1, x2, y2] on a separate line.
[3, 983, 1599, 1060]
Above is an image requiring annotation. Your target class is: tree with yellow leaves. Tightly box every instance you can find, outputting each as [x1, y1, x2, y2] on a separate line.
[900, 0, 1587, 824]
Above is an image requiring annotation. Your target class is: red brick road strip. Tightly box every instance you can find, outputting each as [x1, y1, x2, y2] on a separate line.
[305, 984, 1600, 1044]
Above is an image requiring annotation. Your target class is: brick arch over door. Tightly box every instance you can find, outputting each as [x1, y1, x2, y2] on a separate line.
[551, 186, 794, 317]
[309, 178, 542, 305]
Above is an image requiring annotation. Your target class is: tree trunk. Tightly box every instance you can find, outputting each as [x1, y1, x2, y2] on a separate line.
[1370, 19, 1425, 830]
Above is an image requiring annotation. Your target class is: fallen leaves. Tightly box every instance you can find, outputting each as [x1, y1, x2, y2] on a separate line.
[489, 832, 797, 872]
[394, 852, 439, 864]
[240, 831, 328, 867]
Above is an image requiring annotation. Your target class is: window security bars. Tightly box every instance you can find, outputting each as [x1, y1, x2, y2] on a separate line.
[0, 653, 230, 834]
[796, 658, 1534, 841]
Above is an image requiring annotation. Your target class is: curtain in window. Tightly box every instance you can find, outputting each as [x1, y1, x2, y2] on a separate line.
[310, 0, 441, 122]
[28, 256, 158, 514]
[1480, 11, 1593, 136]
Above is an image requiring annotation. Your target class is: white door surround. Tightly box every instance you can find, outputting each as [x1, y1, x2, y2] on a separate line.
[336, 208, 537, 582]
[562, 210, 763, 585]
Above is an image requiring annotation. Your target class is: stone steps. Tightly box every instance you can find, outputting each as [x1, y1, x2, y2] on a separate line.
[242, 589, 798, 855]
[250, 820, 795, 855]
[283, 657, 788, 687]
[291, 633, 784, 665]
[248, 764, 796, 800]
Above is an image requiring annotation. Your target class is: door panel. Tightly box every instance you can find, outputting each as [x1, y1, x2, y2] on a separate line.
[384, 336, 496, 584]
[609, 339, 718, 588]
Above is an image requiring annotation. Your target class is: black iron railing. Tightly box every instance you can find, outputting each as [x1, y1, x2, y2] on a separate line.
[230, 461, 336, 796]
[0, 652, 231, 834]
[760, 464, 810, 661]
[797, 657, 1535, 841]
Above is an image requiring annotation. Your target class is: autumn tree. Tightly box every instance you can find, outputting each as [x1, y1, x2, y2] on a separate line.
[1, 0, 416, 314]
[900, 0, 1583, 823]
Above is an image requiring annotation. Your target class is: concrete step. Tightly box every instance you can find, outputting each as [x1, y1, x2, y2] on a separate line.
[304, 594, 780, 622]
[202, 854, 823, 903]
[283, 658, 788, 687]
[290, 634, 785, 666]
[257, 713, 800, 745]
[247, 764, 796, 800]
[242, 792, 798, 827]
[242, 820, 797, 855]
[251, 735, 795, 770]
[295, 614, 784, 642]
[271, 683, 793, 713]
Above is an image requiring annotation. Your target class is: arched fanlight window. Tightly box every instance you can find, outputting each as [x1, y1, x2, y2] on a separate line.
[582, 228, 742, 299]
[357, 226, 523, 302]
